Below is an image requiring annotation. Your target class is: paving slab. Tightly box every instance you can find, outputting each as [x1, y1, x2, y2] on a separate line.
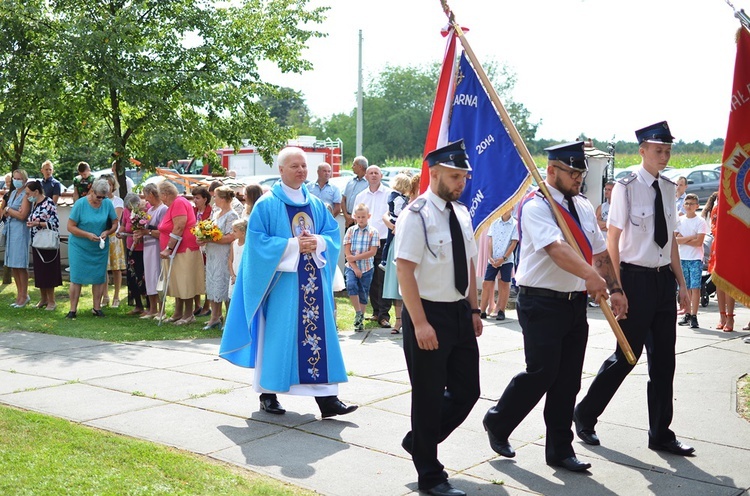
[0, 382, 165, 422]
[136, 338, 220, 355]
[53, 342, 216, 369]
[0, 352, 147, 381]
[170, 357, 255, 384]
[0, 331, 102, 352]
[87, 402, 282, 455]
[0, 370, 64, 395]
[86, 368, 246, 402]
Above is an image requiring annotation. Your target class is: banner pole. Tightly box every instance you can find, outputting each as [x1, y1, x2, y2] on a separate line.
[439, 1, 636, 364]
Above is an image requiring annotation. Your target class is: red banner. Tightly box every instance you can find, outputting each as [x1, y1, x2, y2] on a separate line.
[715, 27, 750, 305]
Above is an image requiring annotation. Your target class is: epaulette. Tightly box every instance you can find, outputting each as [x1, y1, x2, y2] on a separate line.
[617, 172, 637, 186]
[659, 174, 677, 185]
[579, 193, 588, 199]
[409, 197, 427, 212]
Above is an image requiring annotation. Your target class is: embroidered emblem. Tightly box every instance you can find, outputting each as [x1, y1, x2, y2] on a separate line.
[722, 143, 750, 227]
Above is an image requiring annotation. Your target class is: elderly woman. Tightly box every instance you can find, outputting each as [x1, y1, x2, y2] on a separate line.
[26, 180, 62, 310]
[135, 183, 168, 319]
[66, 179, 118, 319]
[198, 186, 238, 330]
[3, 169, 31, 307]
[120, 193, 147, 314]
[191, 186, 212, 317]
[102, 174, 126, 308]
[157, 181, 205, 325]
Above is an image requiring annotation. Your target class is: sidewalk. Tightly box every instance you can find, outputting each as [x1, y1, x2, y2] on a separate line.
[1, 302, 749, 496]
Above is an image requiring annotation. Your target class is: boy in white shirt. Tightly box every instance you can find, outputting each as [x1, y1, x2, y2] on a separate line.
[675, 193, 708, 329]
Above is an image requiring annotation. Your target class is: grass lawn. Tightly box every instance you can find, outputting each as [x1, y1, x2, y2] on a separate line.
[0, 281, 391, 341]
[739, 374, 750, 422]
[0, 405, 314, 496]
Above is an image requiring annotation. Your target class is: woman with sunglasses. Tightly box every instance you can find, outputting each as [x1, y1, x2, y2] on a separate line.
[66, 179, 118, 319]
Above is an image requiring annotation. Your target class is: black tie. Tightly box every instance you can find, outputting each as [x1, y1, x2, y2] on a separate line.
[564, 195, 581, 225]
[447, 202, 468, 295]
[652, 181, 668, 248]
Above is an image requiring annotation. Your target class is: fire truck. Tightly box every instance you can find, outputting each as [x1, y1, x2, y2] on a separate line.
[207, 136, 344, 180]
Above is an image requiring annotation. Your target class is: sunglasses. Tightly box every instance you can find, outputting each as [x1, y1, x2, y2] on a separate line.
[95, 195, 106, 200]
[552, 164, 588, 180]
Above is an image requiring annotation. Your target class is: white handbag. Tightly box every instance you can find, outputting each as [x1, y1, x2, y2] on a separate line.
[32, 228, 60, 250]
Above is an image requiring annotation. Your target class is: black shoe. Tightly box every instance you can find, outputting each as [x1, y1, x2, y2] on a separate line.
[573, 409, 600, 446]
[690, 315, 699, 329]
[92, 309, 105, 317]
[480, 312, 487, 319]
[547, 456, 591, 472]
[482, 420, 515, 457]
[317, 396, 358, 418]
[259, 394, 286, 415]
[678, 313, 691, 326]
[65, 311, 77, 320]
[422, 481, 466, 496]
[495, 310, 506, 321]
[648, 439, 695, 456]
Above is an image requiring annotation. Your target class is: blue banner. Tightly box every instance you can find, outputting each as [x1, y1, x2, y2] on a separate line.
[449, 53, 531, 234]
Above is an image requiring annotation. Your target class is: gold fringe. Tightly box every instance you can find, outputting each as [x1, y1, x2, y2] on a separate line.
[472, 176, 533, 239]
[713, 272, 750, 307]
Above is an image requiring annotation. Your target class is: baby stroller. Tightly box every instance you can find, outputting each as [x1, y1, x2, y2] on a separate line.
[700, 233, 716, 307]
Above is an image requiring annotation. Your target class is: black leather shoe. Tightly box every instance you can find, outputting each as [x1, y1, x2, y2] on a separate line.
[421, 481, 466, 496]
[547, 456, 591, 472]
[648, 439, 695, 456]
[259, 395, 286, 415]
[573, 410, 600, 446]
[483, 420, 515, 457]
[317, 396, 358, 418]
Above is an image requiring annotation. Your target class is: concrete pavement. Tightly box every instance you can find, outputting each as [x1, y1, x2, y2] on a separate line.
[1, 302, 749, 495]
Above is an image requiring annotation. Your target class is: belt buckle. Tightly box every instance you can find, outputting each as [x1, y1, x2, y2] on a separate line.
[568, 292, 574, 300]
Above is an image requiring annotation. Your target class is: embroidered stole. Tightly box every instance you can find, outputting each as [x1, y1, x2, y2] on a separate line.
[285, 204, 329, 384]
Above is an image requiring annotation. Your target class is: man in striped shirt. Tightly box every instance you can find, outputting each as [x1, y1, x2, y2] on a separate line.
[343, 203, 380, 331]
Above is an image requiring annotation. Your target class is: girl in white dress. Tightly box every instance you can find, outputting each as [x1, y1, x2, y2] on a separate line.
[228, 218, 247, 300]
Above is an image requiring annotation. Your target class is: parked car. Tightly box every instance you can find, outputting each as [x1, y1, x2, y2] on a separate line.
[663, 167, 720, 203]
[236, 174, 281, 189]
[380, 166, 421, 186]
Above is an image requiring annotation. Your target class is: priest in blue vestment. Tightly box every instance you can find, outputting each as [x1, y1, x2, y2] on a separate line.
[220, 146, 357, 418]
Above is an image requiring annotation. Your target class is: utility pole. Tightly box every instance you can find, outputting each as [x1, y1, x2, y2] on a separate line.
[356, 29, 363, 156]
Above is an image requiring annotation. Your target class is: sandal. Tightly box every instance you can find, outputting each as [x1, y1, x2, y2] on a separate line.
[391, 318, 402, 334]
[723, 314, 735, 332]
[716, 311, 726, 330]
[744, 323, 750, 331]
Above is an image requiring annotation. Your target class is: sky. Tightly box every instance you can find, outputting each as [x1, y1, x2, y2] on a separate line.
[260, 0, 746, 145]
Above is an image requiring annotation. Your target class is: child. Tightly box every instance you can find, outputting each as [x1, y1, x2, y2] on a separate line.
[675, 193, 708, 329]
[343, 204, 380, 331]
[72, 161, 93, 201]
[478, 210, 519, 321]
[379, 173, 411, 270]
[227, 218, 248, 301]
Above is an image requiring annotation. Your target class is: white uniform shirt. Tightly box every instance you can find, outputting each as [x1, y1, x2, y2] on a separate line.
[515, 184, 606, 292]
[608, 166, 677, 268]
[355, 183, 391, 240]
[395, 190, 478, 302]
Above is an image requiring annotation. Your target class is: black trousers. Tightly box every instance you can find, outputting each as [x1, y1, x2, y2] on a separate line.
[484, 292, 588, 461]
[369, 239, 392, 320]
[576, 266, 677, 444]
[403, 299, 480, 490]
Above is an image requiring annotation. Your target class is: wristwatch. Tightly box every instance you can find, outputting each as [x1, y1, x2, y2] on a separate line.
[471, 308, 482, 315]
[502, 255, 508, 261]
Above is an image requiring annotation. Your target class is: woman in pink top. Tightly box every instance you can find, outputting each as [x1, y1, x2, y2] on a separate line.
[157, 181, 205, 325]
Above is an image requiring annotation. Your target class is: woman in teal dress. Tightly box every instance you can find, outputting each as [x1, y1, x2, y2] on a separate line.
[66, 179, 118, 319]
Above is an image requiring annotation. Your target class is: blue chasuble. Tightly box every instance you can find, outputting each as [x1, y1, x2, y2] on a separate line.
[219, 182, 346, 393]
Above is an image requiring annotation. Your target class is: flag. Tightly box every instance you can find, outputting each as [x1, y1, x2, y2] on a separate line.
[448, 53, 531, 234]
[419, 26, 459, 194]
[715, 27, 750, 305]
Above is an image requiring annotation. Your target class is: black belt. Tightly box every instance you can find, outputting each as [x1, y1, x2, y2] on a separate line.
[620, 262, 671, 273]
[519, 286, 586, 300]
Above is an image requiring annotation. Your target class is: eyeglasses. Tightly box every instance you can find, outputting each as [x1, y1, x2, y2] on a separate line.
[684, 202, 698, 206]
[552, 164, 588, 180]
[95, 195, 106, 200]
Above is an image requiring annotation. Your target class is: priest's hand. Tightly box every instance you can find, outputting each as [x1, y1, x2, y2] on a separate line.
[298, 232, 317, 253]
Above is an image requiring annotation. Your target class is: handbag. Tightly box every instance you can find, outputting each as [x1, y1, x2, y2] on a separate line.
[32, 228, 60, 250]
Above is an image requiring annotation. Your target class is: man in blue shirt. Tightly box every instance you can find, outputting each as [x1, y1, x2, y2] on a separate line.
[309, 162, 342, 217]
[342, 156, 369, 228]
[40, 160, 62, 203]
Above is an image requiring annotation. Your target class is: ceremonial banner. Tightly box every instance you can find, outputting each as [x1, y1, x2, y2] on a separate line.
[420, 27, 459, 194]
[449, 53, 531, 234]
[715, 27, 750, 305]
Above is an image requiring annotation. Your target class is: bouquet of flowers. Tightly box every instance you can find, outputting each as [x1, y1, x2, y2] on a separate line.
[191, 219, 223, 242]
[130, 208, 151, 229]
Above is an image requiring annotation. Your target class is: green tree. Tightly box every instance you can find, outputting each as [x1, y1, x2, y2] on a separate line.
[47, 0, 326, 195]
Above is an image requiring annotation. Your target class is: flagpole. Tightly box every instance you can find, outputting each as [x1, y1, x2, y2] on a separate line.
[439, 1, 636, 365]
